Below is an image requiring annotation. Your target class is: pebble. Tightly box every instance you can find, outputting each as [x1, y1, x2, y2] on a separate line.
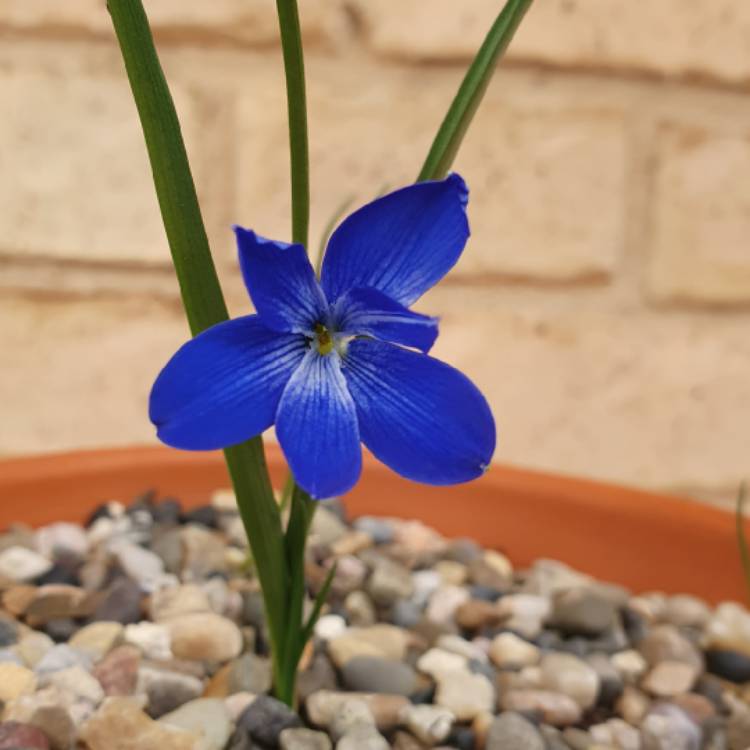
[500, 689, 583, 726]
[0, 663, 37, 701]
[35, 644, 92, 675]
[42, 664, 104, 705]
[228, 652, 273, 694]
[456, 599, 502, 630]
[639, 625, 704, 671]
[706, 649, 750, 684]
[124, 621, 173, 660]
[425, 585, 470, 626]
[728, 708, 750, 750]
[411, 570, 442, 607]
[433, 668, 495, 721]
[0, 547, 52, 582]
[642, 660, 699, 697]
[707, 602, 750, 656]
[330, 698, 376, 741]
[367, 558, 414, 606]
[112, 542, 165, 591]
[436, 633, 487, 663]
[343, 591, 376, 627]
[92, 577, 144, 624]
[589, 718, 641, 749]
[159, 698, 232, 750]
[81, 696, 201, 750]
[550, 587, 618, 637]
[611, 648, 649, 682]
[540, 652, 600, 709]
[336, 725, 389, 750]
[167, 612, 242, 662]
[327, 625, 409, 668]
[0, 721, 51, 749]
[400, 704, 454, 745]
[641, 703, 701, 750]
[280, 727, 333, 750]
[236, 694, 302, 746]
[25, 586, 85, 628]
[36, 523, 89, 560]
[489, 632, 541, 668]
[486, 711, 546, 750]
[353, 518, 394, 545]
[306, 691, 409, 731]
[664, 595, 712, 629]
[69, 621, 124, 659]
[340, 656, 417, 696]
[137, 664, 204, 717]
[315, 614, 348, 642]
[496, 594, 551, 638]
[149, 584, 212, 622]
[92, 644, 140, 696]
[29, 705, 76, 749]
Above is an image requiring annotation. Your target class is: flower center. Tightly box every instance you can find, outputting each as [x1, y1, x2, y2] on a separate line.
[314, 323, 334, 355]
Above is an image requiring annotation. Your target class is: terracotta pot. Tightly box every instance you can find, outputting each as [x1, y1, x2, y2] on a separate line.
[0, 445, 744, 605]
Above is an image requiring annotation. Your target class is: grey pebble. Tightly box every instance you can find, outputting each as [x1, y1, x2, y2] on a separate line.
[236, 694, 303, 747]
[486, 711, 546, 750]
[340, 656, 417, 696]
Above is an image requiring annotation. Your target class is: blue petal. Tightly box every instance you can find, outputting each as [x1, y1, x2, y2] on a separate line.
[342, 339, 495, 485]
[150, 315, 306, 450]
[235, 226, 328, 333]
[320, 174, 469, 306]
[333, 287, 439, 353]
[276, 350, 362, 499]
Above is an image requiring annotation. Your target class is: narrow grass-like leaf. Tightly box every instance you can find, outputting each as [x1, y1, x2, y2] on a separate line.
[279, 485, 316, 705]
[107, 0, 288, 692]
[736, 482, 750, 604]
[276, 0, 310, 249]
[301, 560, 338, 647]
[418, 0, 534, 182]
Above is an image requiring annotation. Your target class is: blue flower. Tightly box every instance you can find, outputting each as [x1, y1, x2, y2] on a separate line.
[150, 174, 496, 499]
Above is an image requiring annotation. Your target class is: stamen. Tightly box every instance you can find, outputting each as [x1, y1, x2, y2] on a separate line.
[314, 323, 334, 355]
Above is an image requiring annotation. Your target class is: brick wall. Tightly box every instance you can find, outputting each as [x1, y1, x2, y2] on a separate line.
[2, 1, 749, 507]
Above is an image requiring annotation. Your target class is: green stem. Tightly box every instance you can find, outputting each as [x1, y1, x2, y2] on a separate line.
[107, 0, 288, 694]
[279, 485, 316, 706]
[276, 0, 310, 249]
[418, 0, 535, 182]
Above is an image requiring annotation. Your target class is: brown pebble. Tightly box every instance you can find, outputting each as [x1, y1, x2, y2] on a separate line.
[202, 663, 232, 698]
[93, 645, 140, 696]
[2, 586, 37, 617]
[671, 692, 716, 724]
[392, 730, 428, 750]
[455, 600, 501, 631]
[0, 721, 50, 749]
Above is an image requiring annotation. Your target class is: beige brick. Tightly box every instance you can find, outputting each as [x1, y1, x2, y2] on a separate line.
[0, 68, 199, 265]
[353, 0, 750, 83]
[236, 58, 625, 282]
[420, 287, 750, 496]
[0, 0, 344, 46]
[648, 124, 750, 306]
[0, 293, 188, 456]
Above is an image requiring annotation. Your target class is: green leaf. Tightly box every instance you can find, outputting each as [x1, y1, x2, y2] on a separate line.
[278, 485, 316, 706]
[301, 560, 338, 646]
[276, 0, 310, 249]
[418, 0, 535, 182]
[107, 0, 288, 693]
[736, 482, 750, 604]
